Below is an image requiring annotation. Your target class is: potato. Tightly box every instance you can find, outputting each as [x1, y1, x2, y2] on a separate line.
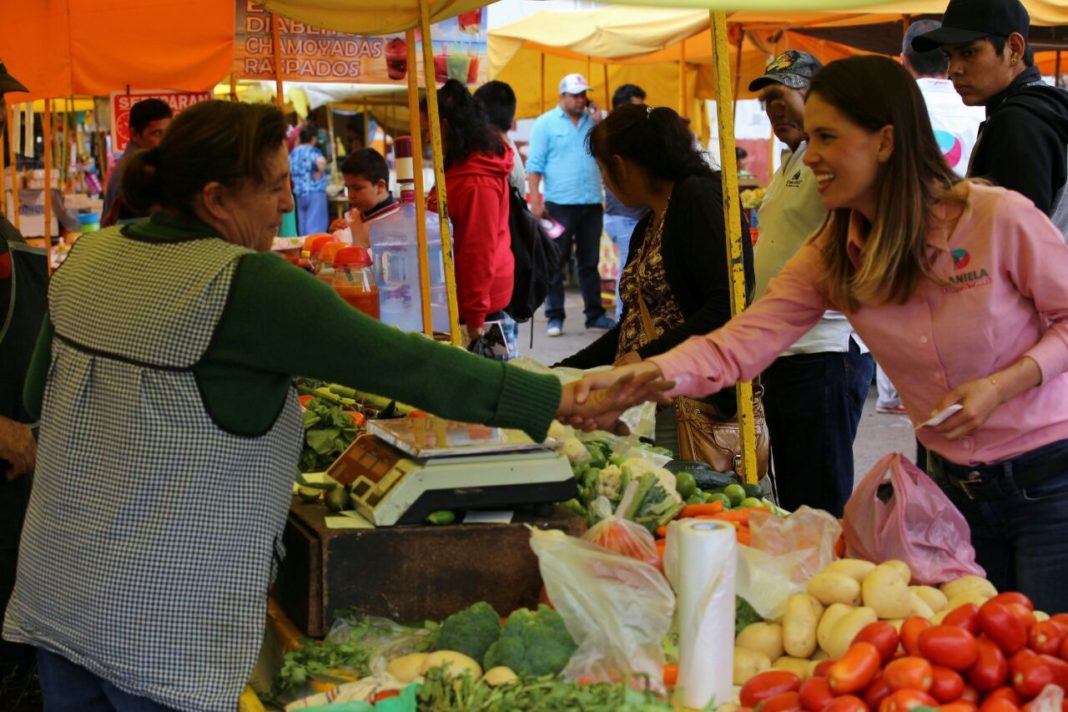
[783, 593, 824, 659]
[945, 591, 992, 612]
[940, 575, 997, 601]
[817, 603, 855, 655]
[822, 559, 877, 582]
[717, 703, 742, 712]
[737, 622, 784, 661]
[862, 563, 912, 619]
[910, 585, 948, 614]
[482, 667, 518, 687]
[388, 653, 428, 683]
[808, 572, 862, 606]
[733, 647, 772, 686]
[886, 618, 906, 633]
[826, 607, 878, 659]
[420, 651, 482, 679]
[881, 560, 913, 584]
[908, 591, 935, 620]
[1035, 611, 1051, 622]
[772, 656, 812, 680]
[931, 608, 951, 625]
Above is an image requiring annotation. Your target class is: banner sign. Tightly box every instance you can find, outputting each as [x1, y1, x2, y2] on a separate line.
[109, 90, 212, 154]
[233, 1, 488, 85]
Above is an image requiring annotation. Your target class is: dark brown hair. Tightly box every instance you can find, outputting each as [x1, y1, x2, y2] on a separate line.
[587, 104, 713, 187]
[123, 100, 287, 216]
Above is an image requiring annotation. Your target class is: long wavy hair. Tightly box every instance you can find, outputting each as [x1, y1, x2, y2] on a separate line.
[424, 79, 504, 170]
[807, 56, 959, 311]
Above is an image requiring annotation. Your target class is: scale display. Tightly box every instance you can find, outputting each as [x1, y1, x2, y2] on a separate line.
[368, 417, 543, 457]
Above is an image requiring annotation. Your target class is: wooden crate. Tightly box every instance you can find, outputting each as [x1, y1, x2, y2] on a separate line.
[273, 499, 587, 637]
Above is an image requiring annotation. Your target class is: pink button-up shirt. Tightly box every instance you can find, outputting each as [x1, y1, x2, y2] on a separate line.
[652, 183, 1068, 466]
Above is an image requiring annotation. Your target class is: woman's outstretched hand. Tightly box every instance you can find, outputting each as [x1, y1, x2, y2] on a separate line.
[556, 361, 674, 433]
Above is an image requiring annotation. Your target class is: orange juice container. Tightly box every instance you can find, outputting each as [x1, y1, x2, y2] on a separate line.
[333, 246, 379, 319]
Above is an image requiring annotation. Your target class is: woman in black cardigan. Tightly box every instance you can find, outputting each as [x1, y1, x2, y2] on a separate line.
[557, 104, 753, 451]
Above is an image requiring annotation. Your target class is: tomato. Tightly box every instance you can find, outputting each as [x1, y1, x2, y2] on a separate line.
[978, 601, 1028, 656]
[757, 691, 802, 712]
[919, 626, 981, 670]
[1027, 621, 1065, 656]
[944, 604, 982, 636]
[1050, 613, 1068, 631]
[939, 702, 978, 712]
[879, 688, 938, 712]
[969, 637, 1009, 691]
[903, 617, 934, 657]
[742, 671, 803, 708]
[884, 657, 934, 692]
[989, 593, 1034, 612]
[864, 674, 893, 711]
[343, 410, 366, 428]
[1060, 636, 1068, 663]
[979, 698, 1020, 712]
[830, 642, 883, 694]
[800, 676, 836, 712]
[960, 684, 980, 704]
[821, 695, 870, 712]
[856, 622, 902, 664]
[929, 666, 965, 703]
[985, 688, 1023, 706]
[813, 660, 837, 679]
[298, 394, 315, 409]
[1011, 657, 1059, 699]
[1004, 604, 1037, 633]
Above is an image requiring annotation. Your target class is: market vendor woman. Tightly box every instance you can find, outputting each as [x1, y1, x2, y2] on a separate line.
[573, 56, 1068, 613]
[3, 100, 661, 712]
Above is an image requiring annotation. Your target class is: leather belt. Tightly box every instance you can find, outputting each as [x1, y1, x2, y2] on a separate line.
[927, 439, 1068, 501]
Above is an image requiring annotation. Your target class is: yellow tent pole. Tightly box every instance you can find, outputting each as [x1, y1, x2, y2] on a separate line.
[539, 53, 546, 113]
[733, 28, 744, 120]
[271, 13, 285, 110]
[6, 103, 20, 232]
[678, 41, 687, 117]
[405, 28, 433, 336]
[602, 63, 610, 110]
[419, 0, 462, 345]
[710, 11, 758, 484]
[229, 74, 238, 101]
[43, 98, 54, 274]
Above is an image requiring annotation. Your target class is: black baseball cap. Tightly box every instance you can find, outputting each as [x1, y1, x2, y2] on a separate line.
[748, 51, 823, 92]
[911, 0, 1030, 52]
[0, 60, 27, 95]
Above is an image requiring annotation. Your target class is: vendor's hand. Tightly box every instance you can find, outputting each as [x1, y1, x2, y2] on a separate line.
[328, 217, 350, 233]
[0, 416, 36, 480]
[558, 363, 674, 432]
[927, 376, 1002, 440]
[612, 350, 641, 367]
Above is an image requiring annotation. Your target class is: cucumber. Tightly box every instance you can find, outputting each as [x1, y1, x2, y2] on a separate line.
[743, 482, 765, 498]
[665, 459, 738, 491]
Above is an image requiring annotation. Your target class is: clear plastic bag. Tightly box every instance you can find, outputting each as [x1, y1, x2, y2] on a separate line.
[735, 506, 842, 620]
[582, 484, 661, 568]
[843, 452, 985, 585]
[530, 527, 675, 690]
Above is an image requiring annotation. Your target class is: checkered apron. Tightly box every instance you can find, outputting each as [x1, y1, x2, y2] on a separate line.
[3, 227, 303, 711]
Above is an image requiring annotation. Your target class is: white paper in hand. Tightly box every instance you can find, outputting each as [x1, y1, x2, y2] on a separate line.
[916, 403, 963, 430]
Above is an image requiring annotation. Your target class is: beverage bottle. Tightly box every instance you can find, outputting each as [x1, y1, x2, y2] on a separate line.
[317, 241, 346, 286]
[301, 234, 335, 273]
[332, 246, 380, 319]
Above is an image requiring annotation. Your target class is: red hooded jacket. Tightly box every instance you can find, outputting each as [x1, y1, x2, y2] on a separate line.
[444, 146, 515, 332]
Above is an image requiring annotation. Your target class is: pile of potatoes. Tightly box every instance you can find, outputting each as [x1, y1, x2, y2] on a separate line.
[734, 559, 1002, 685]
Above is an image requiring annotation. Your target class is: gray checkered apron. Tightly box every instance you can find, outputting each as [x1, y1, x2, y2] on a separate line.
[3, 227, 303, 711]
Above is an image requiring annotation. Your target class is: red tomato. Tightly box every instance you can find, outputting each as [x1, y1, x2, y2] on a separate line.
[800, 676, 836, 712]
[939, 702, 978, 712]
[1011, 657, 1058, 699]
[1060, 636, 1068, 663]
[758, 691, 802, 712]
[343, 410, 366, 428]
[741, 671, 803, 708]
[1050, 613, 1068, 631]
[864, 674, 893, 711]
[986, 687, 1024, 706]
[884, 657, 934, 692]
[821, 695, 870, 712]
[919, 626, 981, 670]
[856, 622, 902, 664]
[945, 604, 982, 636]
[1028, 621, 1065, 656]
[830, 643, 883, 694]
[979, 698, 1021, 712]
[1004, 604, 1037, 633]
[902, 617, 934, 657]
[879, 688, 938, 712]
[929, 666, 965, 703]
[960, 684, 980, 704]
[813, 660, 837, 679]
[989, 593, 1034, 612]
[978, 601, 1028, 655]
[970, 637, 1010, 691]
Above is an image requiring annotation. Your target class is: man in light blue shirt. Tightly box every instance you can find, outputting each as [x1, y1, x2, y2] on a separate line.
[527, 73, 613, 336]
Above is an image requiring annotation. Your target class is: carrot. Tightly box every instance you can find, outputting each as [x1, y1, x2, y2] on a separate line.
[655, 538, 667, 563]
[664, 662, 679, 687]
[655, 525, 669, 539]
[736, 528, 752, 546]
[680, 501, 725, 518]
[711, 508, 753, 524]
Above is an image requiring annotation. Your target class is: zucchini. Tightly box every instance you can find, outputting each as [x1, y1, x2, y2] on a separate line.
[665, 459, 738, 491]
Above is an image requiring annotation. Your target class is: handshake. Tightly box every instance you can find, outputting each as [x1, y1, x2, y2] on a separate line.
[554, 361, 674, 434]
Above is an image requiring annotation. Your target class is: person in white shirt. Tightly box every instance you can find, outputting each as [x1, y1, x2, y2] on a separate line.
[751, 51, 875, 516]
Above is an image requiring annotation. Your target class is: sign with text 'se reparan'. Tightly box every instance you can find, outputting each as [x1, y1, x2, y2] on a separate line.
[109, 90, 213, 155]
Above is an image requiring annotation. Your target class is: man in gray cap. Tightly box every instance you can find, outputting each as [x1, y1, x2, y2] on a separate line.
[749, 50, 873, 516]
[913, 0, 1068, 236]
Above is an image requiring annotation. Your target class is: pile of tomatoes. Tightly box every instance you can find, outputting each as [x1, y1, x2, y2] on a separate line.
[739, 592, 1068, 712]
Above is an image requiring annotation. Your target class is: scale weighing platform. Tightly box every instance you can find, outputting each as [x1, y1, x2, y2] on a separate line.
[326, 416, 576, 526]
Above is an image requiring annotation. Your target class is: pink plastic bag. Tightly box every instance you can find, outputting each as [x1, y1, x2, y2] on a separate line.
[843, 453, 985, 585]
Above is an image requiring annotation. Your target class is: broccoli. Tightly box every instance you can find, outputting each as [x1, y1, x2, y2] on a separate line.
[482, 605, 577, 677]
[434, 601, 502, 663]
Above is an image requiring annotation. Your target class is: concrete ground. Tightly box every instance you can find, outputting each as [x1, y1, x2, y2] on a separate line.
[520, 285, 916, 489]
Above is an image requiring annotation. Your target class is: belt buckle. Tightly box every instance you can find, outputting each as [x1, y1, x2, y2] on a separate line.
[958, 470, 984, 501]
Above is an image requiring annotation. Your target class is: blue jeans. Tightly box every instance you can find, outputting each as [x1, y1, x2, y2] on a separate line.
[603, 213, 639, 321]
[928, 439, 1068, 613]
[295, 190, 329, 235]
[36, 648, 180, 711]
[761, 341, 873, 517]
[543, 202, 605, 325]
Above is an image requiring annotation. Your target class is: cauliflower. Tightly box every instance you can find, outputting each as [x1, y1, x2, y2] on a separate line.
[622, 458, 681, 504]
[559, 437, 591, 465]
[547, 420, 571, 441]
[593, 464, 623, 501]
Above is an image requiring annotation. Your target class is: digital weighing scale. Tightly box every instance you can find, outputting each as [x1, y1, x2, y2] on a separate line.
[326, 416, 576, 526]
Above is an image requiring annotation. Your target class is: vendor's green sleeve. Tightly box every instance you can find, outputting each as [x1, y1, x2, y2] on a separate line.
[199, 253, 561, 440]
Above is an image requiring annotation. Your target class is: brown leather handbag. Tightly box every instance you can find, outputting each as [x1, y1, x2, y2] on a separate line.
[636, 292, 770, 478]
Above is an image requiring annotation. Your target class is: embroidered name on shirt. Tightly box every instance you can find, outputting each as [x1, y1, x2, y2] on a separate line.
[945, 250, 991, 291]
[785, 170, 803, 188]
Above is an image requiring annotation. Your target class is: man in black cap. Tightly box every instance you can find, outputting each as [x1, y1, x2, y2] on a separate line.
[913, 0, 1068, 236]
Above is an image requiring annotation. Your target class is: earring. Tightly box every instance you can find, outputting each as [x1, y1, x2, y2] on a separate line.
[1010, 56, 1018, 65]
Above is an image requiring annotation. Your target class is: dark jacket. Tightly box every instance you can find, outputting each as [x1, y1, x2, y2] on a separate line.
[558, 173, 753, 412]
[970, 67, 1068, 220]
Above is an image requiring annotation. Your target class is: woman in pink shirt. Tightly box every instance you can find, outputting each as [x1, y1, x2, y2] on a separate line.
[574, 56, 1068, 611]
